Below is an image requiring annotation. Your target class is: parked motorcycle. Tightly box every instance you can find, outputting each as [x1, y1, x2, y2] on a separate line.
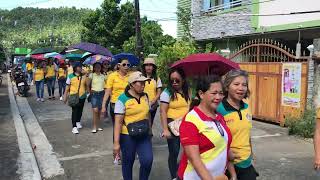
[14, 67, 29, 97]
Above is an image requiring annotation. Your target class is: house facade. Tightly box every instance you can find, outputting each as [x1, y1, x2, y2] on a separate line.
[189, 0, 320, 55]
[178, 0, 320, 123]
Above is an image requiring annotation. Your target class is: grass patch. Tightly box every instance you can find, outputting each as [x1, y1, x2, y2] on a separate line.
[285, 108, 316, 138]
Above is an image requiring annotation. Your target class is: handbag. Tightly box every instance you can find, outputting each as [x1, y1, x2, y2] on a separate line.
[126, 119, 150, 137]
[68, 76, 82, 107]
[167, 118, 182, 136]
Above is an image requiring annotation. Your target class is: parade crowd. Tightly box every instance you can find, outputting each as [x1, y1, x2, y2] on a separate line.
[24, 56, 258, 180]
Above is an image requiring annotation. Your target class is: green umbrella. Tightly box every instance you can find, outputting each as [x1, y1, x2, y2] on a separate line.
[63, 54, 83, 61]
[30, 47, 54, 55]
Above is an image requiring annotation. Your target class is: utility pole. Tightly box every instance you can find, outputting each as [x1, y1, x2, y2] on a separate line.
[134, 0, 144, 61]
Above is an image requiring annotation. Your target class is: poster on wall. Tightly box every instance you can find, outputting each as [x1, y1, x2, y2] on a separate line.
[282, 63, 302, 107]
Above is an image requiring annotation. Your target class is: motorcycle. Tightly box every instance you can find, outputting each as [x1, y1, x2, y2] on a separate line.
[14, 68, 30, 97]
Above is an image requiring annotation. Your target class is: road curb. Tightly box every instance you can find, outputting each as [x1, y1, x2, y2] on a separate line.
[7, 74, 42, 180]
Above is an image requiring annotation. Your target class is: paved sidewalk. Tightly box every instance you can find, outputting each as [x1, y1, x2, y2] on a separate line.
[0, 74, 19, 180]
[18, 83, 320, 180]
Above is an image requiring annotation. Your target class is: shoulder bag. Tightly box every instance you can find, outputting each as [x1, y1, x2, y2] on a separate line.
[68, 75, 82, 107]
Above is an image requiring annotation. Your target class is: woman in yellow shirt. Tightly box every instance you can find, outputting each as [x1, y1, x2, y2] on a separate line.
[57, 63, 67, 101]
[113, 71, 153, 180]
[86, 62, 106, 133]
[217, 69, 258, 180]
[64, 62, 87, 134]
[46, 59, 57, 99]
[33, 61, 46, 102]
[160, 68, 191, 180]
[26, 62, 34, 85]
[101, 58, 130, 126]
[142, 58, 162, 126]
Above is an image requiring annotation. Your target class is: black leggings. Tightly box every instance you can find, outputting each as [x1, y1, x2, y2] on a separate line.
[235, 165, 258, 180]
[167, 135, 180, 179]
[71, 98, 85, 127]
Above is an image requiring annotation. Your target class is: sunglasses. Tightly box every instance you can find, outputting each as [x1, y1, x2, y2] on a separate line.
[120, 63, 131, 67]
[170, 79, 181, 84]
[214, 120, 224, 137]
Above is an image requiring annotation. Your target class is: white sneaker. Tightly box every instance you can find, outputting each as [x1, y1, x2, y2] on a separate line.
[59, 96, 63, 101]
[41, 98, 44, 102]
[76, 122, 82, 129]
[36, 98, 40, 102]
[72, 127, 79, 134]
[91, 129, 97, 133]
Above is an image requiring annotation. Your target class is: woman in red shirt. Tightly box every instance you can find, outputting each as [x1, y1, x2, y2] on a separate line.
[178, 75, 233, 180]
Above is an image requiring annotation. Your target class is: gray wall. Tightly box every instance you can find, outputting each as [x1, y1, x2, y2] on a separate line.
[191, 0, 255, 41]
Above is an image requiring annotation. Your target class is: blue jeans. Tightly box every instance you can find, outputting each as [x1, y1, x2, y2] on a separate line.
[46, 78, 55, 97]
[27, 72, 33, 84]
[91, 91, 104, 109]
[58, 79, 66, 97]
[35, 80, 44, 98]
[120, 134, 153, 180]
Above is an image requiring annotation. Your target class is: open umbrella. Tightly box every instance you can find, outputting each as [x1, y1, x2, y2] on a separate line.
[30, 54, 46, 60]
[111, 53, 140, 66]
[171, 53, 240, 76]
[69, 42, 112, 57]
[63, 54, 83, 61]
[83, 55, 111, 65]
[44, 52, 63, 59]
[30, 47, 54, 55]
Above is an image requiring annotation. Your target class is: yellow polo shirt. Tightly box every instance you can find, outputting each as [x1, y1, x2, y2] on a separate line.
[33, 68, 45, 81]
[66, 73, 87, 99]
[46, 65, 55, 78]
[114, 91, 150, 135]
[217, 98, 253, 168]
[89, 73, 106, 92]
[105, 71, 129, 103]
[144, 77, 162, 101]
[160, 88, 190, 120]
[58, 68, 67, 79]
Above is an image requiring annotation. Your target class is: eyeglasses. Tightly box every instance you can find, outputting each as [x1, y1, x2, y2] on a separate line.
[214, 120, 224, 137]
[121, 63, 131, 67]
[170, 79, 180, 84]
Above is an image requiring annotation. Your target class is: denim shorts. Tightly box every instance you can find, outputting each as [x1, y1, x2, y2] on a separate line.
[91, 91, 104, 109]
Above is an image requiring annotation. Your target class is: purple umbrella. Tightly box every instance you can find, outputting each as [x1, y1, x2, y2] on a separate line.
[69, 42, 113, 57]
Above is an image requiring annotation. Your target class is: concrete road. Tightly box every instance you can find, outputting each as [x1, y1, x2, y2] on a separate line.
[0, 75, 19, 180]
[5, 81, 320, 180]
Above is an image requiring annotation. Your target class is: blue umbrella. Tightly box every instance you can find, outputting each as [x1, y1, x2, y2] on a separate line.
[111, 53, 140, 66]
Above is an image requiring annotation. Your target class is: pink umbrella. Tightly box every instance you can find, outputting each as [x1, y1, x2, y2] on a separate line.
[31, 54, 45, 60]
[171, 53, 240, 76]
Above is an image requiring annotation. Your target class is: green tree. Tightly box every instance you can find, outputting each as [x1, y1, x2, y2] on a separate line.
[81, 0, 135, 54]
[122, 17, 176, 57]
[157, 41, 197, 85]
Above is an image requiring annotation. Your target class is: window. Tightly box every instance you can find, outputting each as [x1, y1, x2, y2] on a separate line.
[202, 0, 246, 12]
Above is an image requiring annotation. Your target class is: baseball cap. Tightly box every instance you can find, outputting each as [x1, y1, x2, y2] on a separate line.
[128, 71, 150, 84]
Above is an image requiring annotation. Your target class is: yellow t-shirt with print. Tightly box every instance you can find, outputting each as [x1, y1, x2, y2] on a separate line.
[115, 92, 150, 135]
[58, 68, 67, 79]
[160, 88, 190, 120]
[144, 77, 162, 101]
[46, 65, 55, 78]
[26, 63, 34, 71]
[66, 74, 87, 99]
[34, 68, 45, 81]
[105, 71, 129, 103]
[217, 99, 252, 167]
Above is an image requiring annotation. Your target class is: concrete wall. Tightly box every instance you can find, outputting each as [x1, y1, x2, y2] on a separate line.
[191, 0, 255, 41]
[313, 38, 320, 118]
